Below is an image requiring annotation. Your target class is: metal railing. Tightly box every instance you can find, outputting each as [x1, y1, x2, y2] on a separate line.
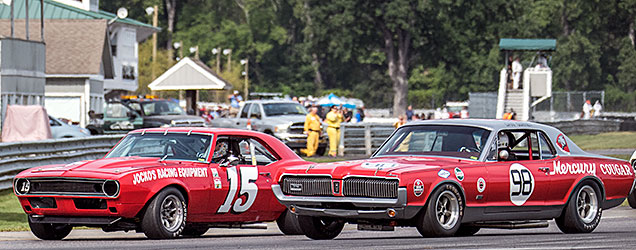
[0, 135, 123, 191]
[338, 123, 395, 156]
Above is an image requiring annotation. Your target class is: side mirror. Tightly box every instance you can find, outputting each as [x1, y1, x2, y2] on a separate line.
[219, 155, 240, 167]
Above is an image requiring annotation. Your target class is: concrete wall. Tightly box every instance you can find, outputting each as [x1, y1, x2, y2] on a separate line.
[0, 38, 46, 128]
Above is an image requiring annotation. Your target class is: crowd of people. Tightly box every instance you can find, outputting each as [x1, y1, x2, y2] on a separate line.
[393, 106, 470, 128]
[582, 100, 603, 119]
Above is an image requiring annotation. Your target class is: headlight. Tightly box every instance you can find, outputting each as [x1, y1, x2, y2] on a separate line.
[14, 178, 30, 195]
[275, 123, 290, 133]
[160, 124, 171, 128]
[80, 128, 91, 135]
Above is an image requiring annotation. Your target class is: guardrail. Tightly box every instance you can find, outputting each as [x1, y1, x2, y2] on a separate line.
[0, 135, 124, 191]
[338, 123, 395, 156]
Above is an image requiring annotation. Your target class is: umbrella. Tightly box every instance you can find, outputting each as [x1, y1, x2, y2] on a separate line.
[316, 93, 356, 109]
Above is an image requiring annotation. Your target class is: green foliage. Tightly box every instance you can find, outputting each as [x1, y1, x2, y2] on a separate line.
[102, 0, 636, 111]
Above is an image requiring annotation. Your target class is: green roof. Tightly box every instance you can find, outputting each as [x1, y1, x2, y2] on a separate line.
[0, 0, 158, 30]
[499, 38, 557, 51]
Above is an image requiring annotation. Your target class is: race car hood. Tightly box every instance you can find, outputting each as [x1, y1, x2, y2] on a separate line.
[19, 157, 181, 177]
[279, 156, 478, 180]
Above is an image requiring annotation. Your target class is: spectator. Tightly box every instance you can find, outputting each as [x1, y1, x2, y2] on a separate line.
[406, 105, 414, 121]
[460, 106, 469, 119]
[394, 115, 406, 129]
[354, 107, 365, 123]
[582, 100, 592, 119]
[441, 107, 450, 119]
[229, 90, 243, 116]
[343, 108, 353, 123]
[301, 106, 322, 157]
[593, 100, 602, 118]
[325, 105, 344, 157]
[512, 57, 523, 89]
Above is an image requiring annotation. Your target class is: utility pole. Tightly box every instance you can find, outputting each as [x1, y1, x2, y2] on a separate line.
[241, 59, 249, 101]
[215, 48, 221, 72]
[151, 5, 158, 80]
[25, 0, 29, 40]
[40, 0, 44, 42]
[10, 0, 14, 37]
[225, 49, 232, 72]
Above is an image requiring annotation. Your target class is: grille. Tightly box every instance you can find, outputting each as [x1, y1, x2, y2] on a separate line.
[288, 122, 305, 134]
[281, 176, 332, 196]
[17, 178, 118, 197]
[343, 177, 399, 198]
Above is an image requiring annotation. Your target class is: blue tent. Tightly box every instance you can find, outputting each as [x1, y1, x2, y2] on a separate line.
[316, 93, 356, 109]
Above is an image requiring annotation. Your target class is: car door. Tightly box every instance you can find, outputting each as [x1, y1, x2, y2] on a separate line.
[248, 103, 263, 131]
[235, 103, 251, 129]
[209, 136, 282, 222]
[484, 130, 552, 211]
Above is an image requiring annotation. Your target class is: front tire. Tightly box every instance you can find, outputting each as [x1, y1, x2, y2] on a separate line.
[627, 191, 636, 208]
[28, 219, 72, 240]
[297, 215, 345, 240]
[141, 187, 187, 239]
[556, 181, 602, 233]
[276, 209, 303, 235]
[416, 183, 464, 237]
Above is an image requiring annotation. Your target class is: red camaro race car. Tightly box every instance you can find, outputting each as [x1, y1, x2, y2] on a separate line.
[13, 128, 306, 240]
[273, 119, 636, 239]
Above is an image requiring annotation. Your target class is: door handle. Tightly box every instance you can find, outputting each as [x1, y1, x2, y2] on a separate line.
[538, 167, 550, 172]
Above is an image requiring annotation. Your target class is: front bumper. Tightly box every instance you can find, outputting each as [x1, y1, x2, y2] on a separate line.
[272, 184, 417, 219]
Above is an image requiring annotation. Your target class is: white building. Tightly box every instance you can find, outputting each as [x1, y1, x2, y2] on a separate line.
[0, 0, 158, 127]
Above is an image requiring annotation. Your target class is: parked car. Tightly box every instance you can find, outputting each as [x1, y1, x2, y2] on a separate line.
[87, 98, 205, 135]
[13, 128, 306, 240]
[273, 119, 635, 239]
[49, 116, 90, 138]
[210, 100, 327, 155]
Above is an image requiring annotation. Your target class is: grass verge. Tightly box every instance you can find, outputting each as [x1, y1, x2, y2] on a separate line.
[569, 131, 636, 150]
[0, 189, 28, 232]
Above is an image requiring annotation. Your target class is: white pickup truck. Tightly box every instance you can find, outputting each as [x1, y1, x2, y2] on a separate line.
[211, 100, 327, 155]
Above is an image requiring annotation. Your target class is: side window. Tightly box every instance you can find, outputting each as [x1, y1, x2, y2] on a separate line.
[238, 138, 278, 166]
[105, 103, 129, 118]
[530, 132, 540, 160]
[49, 117, 61, 126]
[250, 104, 261, 119]
[240, 104, 251, 118]
[538, 132, 557, 159]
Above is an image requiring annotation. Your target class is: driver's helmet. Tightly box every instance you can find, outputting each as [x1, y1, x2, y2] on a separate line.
[213, 140, 229, 159]
[497, 132, 509, 148]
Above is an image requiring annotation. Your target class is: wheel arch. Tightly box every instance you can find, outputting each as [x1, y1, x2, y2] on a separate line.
[424, 180, 467, 210]
[563, 176, 606, 209]
[135, 183, 190, 218]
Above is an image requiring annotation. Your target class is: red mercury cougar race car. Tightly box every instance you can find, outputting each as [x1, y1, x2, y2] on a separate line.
[273, 119, 636, 239]
[13, 128, 306, 240]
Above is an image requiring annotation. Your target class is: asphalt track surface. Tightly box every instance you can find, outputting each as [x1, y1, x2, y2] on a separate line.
[1, 206, 636, 250]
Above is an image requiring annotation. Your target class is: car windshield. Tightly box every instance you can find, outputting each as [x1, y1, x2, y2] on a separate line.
[140, 101, 186, 116]
[374, 125, 491, 160]
[105, 132, 213, 162]
[262, 103, 307, 116]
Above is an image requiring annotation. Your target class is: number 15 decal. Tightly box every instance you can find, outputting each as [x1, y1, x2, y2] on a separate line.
[217, 166, 258, 213]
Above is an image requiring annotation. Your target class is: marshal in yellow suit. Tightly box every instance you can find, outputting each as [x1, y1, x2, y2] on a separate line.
[325, 107, 343, 157]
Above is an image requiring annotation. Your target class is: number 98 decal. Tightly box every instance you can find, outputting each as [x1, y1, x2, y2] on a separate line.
[509, 163, 534, 206]
[217, 166, 258, 213]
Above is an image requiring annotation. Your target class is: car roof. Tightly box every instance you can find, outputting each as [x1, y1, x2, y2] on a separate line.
[405, 119, 559, 132]
[244, 100, 300, 104]
[402, 119, 594, 158]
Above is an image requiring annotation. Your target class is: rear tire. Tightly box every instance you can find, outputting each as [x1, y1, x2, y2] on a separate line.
[276, 209, 303, 235]
[297, 215, 345, 240]
[141, 187, 187, 239]
[416, 183, 464, 237]
[28, 219, 72, 240]
[556, 181, 602, 234]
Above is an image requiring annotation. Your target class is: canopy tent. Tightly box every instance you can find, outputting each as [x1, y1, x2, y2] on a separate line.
[148, 57, 231, 114]
[316, 93, 356, 109]
[499, 38, 557, 51]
